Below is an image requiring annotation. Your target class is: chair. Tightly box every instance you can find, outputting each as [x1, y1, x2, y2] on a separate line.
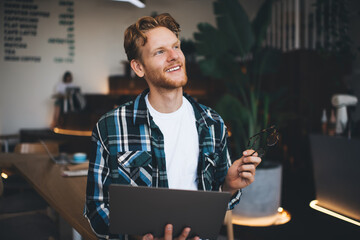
[1, 141, 60, 215]
[224, 210, 234, 240]
[0, 134, 19, 153]
[0, 141, 60, 239]
[1, 142, 60, 213]
[0, 178, 58, 239]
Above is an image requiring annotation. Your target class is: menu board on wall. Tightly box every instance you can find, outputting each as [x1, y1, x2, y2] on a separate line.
[2, 0, 75, 63]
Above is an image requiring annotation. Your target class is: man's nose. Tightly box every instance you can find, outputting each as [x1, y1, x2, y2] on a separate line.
[167, 49, 179, 62]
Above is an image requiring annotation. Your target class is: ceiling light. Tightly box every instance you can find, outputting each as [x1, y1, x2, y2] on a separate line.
[113, 0, 145, 8]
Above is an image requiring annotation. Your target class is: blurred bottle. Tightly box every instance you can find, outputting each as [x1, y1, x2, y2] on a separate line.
[328, 109, 336, 136]
[321, 109, 327, 135]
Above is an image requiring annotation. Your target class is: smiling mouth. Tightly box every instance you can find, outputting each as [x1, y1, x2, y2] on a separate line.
[166, 66, 180, 72]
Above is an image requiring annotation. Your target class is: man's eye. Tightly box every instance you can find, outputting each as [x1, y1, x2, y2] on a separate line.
[155, 50, 164, 55]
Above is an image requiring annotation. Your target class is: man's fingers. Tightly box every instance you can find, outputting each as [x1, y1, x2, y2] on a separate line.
[143, 234, 153, 240]
[164, 224, 173, 240]
[177, 227, 191, 240]
[161, 224, 192, 240]
[238, 161, 256, 177]
[238, 171, 255, 182]
[243, 150, 262, 166]
[238, 163, 256, 174]
[243, 150, 257, 157]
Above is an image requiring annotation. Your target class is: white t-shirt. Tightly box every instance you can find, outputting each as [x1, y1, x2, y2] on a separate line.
[55, 81, 75, 95]
[145, 95, 199, 190]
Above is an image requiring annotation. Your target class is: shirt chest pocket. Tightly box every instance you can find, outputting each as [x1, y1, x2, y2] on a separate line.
[117, 151, 153, 187]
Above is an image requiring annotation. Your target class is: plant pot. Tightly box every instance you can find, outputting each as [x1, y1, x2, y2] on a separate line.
[232, 161, 282, 226]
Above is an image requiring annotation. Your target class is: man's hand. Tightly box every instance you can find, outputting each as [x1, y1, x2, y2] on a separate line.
[223, 150, 262, 195]
[141, 224, 199, 240]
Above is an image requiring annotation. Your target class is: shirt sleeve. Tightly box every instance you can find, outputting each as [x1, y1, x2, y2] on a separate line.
[84, 125, 118, 239]
[220, 125, 242, 210]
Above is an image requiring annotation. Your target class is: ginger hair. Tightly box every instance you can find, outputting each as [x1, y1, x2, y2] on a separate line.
[124, 13, 181, 61]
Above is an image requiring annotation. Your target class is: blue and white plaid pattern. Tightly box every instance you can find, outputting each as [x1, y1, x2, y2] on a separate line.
[84, 89, 241, 239]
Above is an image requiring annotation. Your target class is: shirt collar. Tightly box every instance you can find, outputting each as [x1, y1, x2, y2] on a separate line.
[133, 88, 216, 128]
[133, 88, 150, 125]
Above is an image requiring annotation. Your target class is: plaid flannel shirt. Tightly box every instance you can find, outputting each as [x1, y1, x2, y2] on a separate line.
[84, 89, 241, 239]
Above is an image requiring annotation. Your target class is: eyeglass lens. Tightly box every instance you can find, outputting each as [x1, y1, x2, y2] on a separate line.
[266, 132, 279, 146]
[247, 127, 279, 157]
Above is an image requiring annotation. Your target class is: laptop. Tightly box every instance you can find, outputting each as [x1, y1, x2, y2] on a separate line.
[109, 184, 231, 239]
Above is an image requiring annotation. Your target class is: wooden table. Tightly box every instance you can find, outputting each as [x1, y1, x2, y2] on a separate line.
[0, 153, 97, 240]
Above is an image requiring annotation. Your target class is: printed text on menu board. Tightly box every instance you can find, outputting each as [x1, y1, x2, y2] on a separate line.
[2, 0, 75, 63]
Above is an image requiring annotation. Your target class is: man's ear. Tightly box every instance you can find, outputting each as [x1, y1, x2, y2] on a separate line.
[130, 59, 145, 78]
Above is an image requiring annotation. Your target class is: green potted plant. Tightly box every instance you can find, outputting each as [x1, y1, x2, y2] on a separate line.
[194, 0, 286, 223]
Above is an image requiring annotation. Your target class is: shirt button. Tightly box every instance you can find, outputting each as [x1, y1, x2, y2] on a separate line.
[158, 136, 163, 141]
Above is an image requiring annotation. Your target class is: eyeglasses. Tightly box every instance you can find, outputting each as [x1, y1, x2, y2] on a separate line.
[246, 125, 279, 158]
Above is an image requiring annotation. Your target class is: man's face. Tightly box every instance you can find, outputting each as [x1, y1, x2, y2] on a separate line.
[132, 27, 187, 90]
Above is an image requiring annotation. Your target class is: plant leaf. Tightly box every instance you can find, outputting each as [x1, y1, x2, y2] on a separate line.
[213, 0, 254, 56]
[252, 0, 274, 51]
[194, 23, 226, 57]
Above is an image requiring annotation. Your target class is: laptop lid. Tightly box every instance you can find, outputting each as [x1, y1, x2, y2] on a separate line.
[109, 184, 231, 239]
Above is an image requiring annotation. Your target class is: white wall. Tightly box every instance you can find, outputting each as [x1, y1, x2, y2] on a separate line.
[0, 0, 217, 135]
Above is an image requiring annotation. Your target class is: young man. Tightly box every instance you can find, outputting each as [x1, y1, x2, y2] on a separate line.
[85, 13, 261, 240]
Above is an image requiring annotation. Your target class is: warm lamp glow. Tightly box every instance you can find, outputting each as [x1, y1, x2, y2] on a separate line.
[53, 127, 92, 136]
[309, 200, 360, 227]
[1, 172, 8, 179]
[232, 207, 291, 226]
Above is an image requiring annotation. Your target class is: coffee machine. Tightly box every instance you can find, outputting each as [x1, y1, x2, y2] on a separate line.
[331, 94, 358, 137]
